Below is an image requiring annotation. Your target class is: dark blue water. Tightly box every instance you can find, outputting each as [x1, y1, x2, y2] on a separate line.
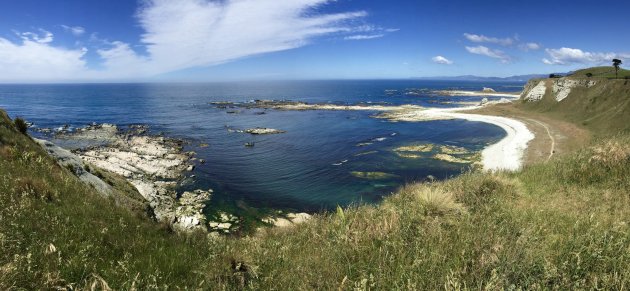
[0, 80, 523, 213]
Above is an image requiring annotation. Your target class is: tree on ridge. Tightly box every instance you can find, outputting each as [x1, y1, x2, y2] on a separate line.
[613, 59, 623, 79]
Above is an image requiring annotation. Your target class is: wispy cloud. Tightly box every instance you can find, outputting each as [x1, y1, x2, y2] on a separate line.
[343, 25, 398, 41]
[0, 0, 374, 81]
[519, 42, 541, 51]
[463, 33, 514, 46]
[465, 45, 511, 63]
[17, 29, 54, 44]
[61, 25, 86, 36]
[542, 47, 630, 65]
[344, 34, 384, 40]
[432, 55, 453, 65]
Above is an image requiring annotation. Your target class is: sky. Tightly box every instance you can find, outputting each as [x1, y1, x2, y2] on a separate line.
[0, 0, 628, 82]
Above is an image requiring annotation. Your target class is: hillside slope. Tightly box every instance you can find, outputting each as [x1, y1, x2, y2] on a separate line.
[0, 110, 229, 289]
[520, 73, 630, 132]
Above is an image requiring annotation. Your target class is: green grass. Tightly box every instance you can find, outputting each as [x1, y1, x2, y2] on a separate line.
[570, 66, 630, 79]
[2, 108, 630, 289]
[520, 73, 630, 133]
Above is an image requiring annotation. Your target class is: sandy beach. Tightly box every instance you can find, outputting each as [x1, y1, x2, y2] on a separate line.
[243, 97, 536, 172]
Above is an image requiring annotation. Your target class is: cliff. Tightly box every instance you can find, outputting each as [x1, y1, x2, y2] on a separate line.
[520, 70, 630, 133]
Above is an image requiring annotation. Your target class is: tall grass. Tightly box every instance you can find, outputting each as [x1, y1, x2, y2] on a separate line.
[2, 108, 630, 289]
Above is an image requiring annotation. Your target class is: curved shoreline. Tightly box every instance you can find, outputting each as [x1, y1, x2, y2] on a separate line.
[423, 108, 535, 171]
[234, 100, 535, 171]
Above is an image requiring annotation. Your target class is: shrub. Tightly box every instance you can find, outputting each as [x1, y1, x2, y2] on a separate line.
[14, 117, 28, 134]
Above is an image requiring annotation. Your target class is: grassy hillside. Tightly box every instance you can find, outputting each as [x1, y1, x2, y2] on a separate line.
[570, 66, 630, 79]
[2, 101, 630, 289]
[520, 74, 630, 133]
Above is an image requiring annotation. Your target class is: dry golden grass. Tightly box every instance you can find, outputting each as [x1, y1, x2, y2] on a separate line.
[399, 184, 466, 216]
[589, 139, 630, 166]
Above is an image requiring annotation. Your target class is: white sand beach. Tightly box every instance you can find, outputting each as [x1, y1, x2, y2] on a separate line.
[263, 99, 534, 172]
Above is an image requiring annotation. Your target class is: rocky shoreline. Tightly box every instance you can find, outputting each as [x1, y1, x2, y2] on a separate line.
[51, 123, 214, 231]
[38, 123, 311, 233]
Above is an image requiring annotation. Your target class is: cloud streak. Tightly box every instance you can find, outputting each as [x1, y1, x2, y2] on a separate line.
[432, 55, 453, 65]
[0, 0, 373, 81]
[344, 34, 384, 40]
[61, 25, 86, 36]
[465, 45, 511, 63]
[463, 33, 514, 46]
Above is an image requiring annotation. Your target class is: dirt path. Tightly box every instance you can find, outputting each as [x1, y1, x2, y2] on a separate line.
[470, 103, 591, 166]
[526, 118, 555, 161]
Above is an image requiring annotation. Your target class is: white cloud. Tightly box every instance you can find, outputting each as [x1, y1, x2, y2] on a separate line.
[134, 0, 368, 74]
[18, 29, 54, 44]
[520, 42, 541, 51]
[0, 36, 87, 82]
[542, 47, 630, 65]
[432, 55, 453, 65]
[344, 34, 384, 40]
[465, 45, 511, 63]
[0, 0, 372, 81]
[61, 25, 86, 36]
[463, 33, 514, 46]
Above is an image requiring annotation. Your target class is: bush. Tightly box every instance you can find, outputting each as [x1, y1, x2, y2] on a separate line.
[14, 117, 28, 134]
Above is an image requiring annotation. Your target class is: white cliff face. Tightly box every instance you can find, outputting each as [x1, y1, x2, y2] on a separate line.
[521, 78, 598, 103]
[523, 80, 547, 102]
[552, 78, 597, 102]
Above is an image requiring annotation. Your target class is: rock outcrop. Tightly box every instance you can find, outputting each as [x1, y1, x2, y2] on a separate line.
[36, 139, 114, 197]
[263, 212, 312, 228]
[521, 77, 598, 102]
[245, 127, 286, 135]
[522, 80, 547, 102]
[48, 124, 217, 232]
[173, 189, 213, 231]
[552, 78, 597, 102]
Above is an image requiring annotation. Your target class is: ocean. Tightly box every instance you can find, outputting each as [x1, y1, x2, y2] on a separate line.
[0, 80, 523, 216]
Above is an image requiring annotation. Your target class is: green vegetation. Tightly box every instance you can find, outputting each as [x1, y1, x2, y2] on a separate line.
[569, 66, 630, 79]
[2, 71, 630, 289]
[613, 59, 623, 79]
[521, 73, 630, 133]
[13, 117, 28, 135]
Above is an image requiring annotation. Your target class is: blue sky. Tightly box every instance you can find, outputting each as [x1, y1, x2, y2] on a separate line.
[0, 0, 628, 82]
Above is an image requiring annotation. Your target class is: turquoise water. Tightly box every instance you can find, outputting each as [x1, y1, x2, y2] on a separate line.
[0, 80, 523, 213]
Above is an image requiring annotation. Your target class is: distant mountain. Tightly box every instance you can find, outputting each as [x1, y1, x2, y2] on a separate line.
[413, 74, 549, 82]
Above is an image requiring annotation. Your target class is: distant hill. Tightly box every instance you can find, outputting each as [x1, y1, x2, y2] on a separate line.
[414, 74, 549, 82]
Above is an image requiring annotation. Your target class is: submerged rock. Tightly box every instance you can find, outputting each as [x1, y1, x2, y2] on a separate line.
[393, 144, 434, 153]
[439, 145, 469, 155]
[433, 154, 471, 164]
[350, 171, 399, 180]
[395, 152, 423, 159]
[354, 150, 378, 157]
[208, 211, 239, 233]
